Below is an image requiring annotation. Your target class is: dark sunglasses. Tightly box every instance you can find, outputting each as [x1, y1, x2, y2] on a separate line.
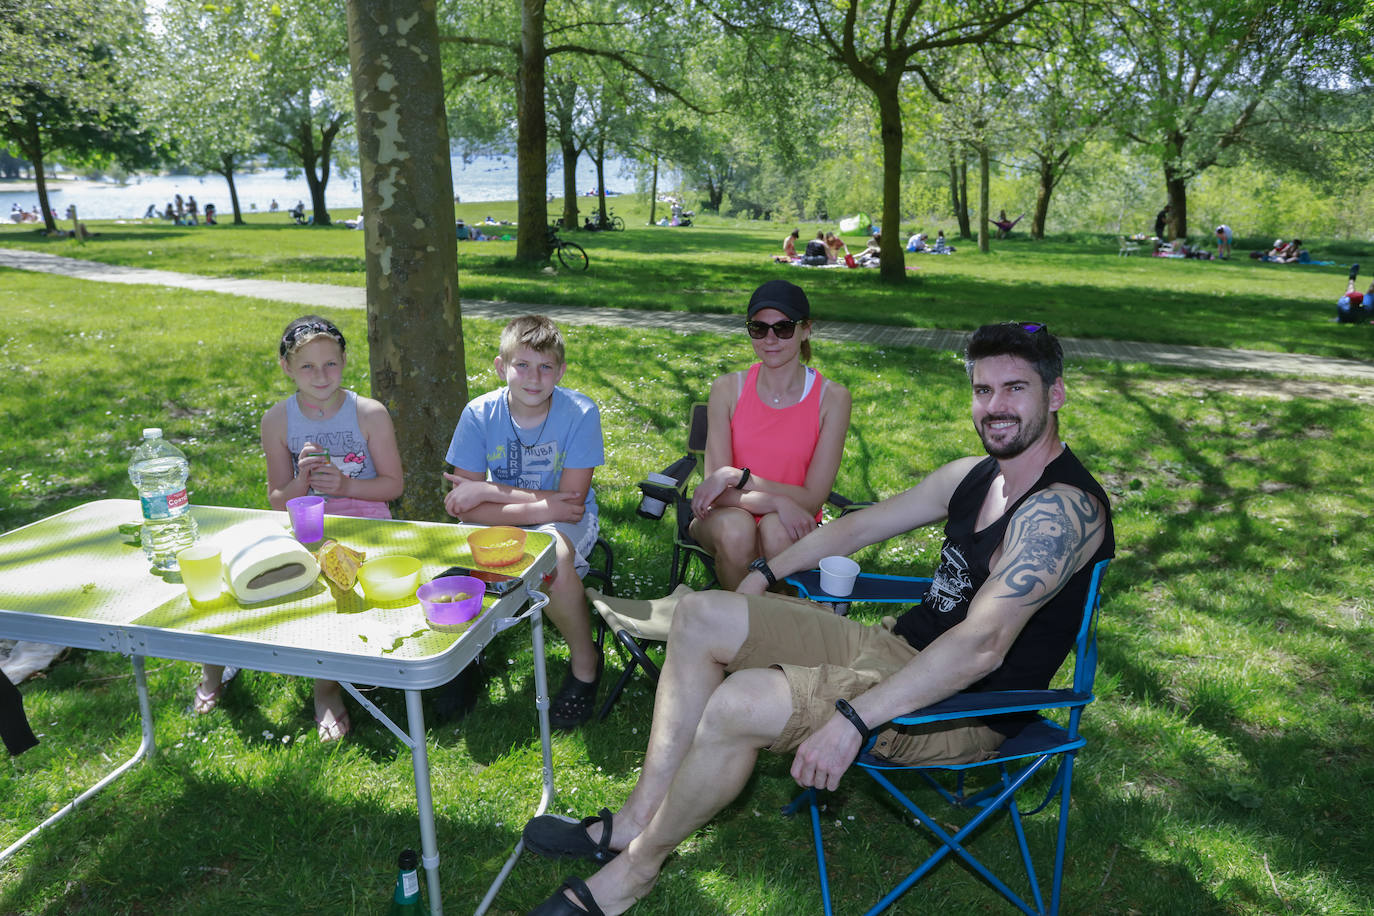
[746, 319, 799, 340]
[1018, 322, 1048, 335]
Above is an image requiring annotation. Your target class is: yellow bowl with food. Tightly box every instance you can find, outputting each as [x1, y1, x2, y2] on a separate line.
[357, 555, 422, 602]
[467, 525, 527, 567]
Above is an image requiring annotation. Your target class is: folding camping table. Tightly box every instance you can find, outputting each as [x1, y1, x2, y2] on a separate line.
[0, 499, 560, 915]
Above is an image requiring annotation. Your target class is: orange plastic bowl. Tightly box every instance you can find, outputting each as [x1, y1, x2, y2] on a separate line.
[467, 525, 527, 567]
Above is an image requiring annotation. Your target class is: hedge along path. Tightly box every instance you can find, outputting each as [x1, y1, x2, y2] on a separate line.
[5, 246, 1374, 385]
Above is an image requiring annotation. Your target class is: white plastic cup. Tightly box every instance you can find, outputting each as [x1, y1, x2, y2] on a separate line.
[819, 555, 860, 597]
[638, 471, 678, 518]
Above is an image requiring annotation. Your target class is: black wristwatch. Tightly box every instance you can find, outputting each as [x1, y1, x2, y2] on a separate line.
[834, 698, 872, 744]
[747, 556, 776, 586]
[734, 467, 752, 490]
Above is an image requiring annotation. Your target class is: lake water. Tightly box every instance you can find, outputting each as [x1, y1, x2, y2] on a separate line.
[0, 154, 638, 220]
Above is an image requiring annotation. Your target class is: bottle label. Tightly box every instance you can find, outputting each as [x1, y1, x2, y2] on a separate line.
[140, 488, 189, 520]
[401, 870, 420, 898]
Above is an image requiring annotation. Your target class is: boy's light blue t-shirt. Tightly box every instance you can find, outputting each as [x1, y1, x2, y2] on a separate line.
[445, 386, 605, 516]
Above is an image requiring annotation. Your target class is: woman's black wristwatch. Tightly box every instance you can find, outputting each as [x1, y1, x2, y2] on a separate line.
[747, 556, 776, 586]
[735, 467, 752, 490]
[834, 698, 872, 744]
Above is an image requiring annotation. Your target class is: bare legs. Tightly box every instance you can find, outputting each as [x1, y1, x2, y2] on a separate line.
[557, 591, 794, 915]
[690, 509, 805, 590]
[543, 531, 598, 682]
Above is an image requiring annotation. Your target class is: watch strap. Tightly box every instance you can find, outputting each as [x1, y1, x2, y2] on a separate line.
[834, 698, 872, 744]
[747, 556, 776, 586]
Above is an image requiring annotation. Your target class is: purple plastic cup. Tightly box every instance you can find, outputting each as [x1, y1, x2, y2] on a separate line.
[285, 495, 326, 544]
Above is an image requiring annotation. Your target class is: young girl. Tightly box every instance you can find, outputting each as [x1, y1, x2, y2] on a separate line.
[192, 315, 404, 742]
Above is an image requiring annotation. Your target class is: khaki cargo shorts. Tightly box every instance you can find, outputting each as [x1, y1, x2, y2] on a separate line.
[725, 592, 1003, 767]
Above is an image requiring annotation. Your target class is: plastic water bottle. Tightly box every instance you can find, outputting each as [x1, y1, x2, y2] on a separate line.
[127, 428, 198, 570]
[389, 848, 424, 914]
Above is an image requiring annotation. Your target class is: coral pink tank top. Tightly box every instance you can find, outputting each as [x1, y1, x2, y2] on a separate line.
[730, 363, 825, 519]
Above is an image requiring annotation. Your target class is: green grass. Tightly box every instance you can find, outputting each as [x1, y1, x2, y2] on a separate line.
[2, 237, 1373, 914]
[1, 198, 1370, 359]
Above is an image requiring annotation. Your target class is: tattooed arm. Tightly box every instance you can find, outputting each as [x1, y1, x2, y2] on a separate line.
[788, 483, 1108, 791]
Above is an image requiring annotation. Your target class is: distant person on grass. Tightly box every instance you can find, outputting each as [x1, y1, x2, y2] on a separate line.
[799, 232, 830, 266]
[194, 315, 404, 742]
[1215, 225, 1232, 259]
[521, 321, 1115, 916]
[443, 316, 606, 729]
[1338, 264, 1373, 324]
[782, 229, 799, 259]
[681, 280, 851, 590]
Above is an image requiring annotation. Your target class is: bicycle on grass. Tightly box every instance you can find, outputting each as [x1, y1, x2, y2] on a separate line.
[547, 225, 589, 271]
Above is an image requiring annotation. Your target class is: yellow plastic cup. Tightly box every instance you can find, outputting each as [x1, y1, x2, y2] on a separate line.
[178, 543, 224, 604]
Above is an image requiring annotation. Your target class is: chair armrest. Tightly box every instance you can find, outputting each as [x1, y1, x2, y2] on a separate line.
[888, 688, 1093, 727]
[786, 571, 931, 604]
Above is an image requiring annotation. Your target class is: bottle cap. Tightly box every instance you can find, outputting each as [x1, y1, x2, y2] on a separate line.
[398, 848, 418, 870]
[143, 428, 163, 438]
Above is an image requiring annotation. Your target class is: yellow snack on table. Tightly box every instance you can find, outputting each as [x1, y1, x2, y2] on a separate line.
[315, 538, 366, 589]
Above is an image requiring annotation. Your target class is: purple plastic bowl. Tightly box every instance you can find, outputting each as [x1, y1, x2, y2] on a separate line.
[418, 576, 486, 630]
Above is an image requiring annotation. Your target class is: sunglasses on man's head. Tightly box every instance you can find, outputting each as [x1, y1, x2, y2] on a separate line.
[1018, 322, 1048, 335]
[746, 319, 799, 340]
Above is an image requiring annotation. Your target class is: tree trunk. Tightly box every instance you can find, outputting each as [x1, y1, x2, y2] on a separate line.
[20, 114, 56, 234]
[559, 135, 579, 228]
[977, 142, 990, 254]
[515, 0, 549, 262]
[593, 136, 607, 225]
[947, 146, 960, 234]
[1165, 171, 1187, 241]
[649, 157, 658, 225]
[874, 80, 906, 283]
[955, 154, 971, 239]
[346, 0, 465, 522]
[218, 153, 245, 225]
[1031, 157, 1052, 240]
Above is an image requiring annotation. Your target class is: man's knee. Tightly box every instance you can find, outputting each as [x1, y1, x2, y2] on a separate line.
[670, 590, 747, 648]
[697, 668, 791, 744]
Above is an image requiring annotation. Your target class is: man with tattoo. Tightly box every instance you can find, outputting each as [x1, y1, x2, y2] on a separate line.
[523, 322, 1115, 916]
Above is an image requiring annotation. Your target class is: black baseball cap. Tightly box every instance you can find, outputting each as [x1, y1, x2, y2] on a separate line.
[747, 279, 810, 321]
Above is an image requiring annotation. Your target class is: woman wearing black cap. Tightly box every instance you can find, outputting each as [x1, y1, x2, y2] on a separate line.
[687, 279, 852, 588]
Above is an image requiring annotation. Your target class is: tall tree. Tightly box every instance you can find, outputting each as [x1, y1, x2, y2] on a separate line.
[440, 0, 697, 261]
[0, 0, 155, 232]
[252, 0, 354, 226]
[1102, 0, 1338, 239]
[144, 0, 266, 225]
[345, 0, 464, 522]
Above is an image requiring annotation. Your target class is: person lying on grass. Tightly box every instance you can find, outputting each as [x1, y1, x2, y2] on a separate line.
[521, 321, 1116, 916]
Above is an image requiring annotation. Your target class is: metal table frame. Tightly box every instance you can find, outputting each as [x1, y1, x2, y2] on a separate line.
[0, 500, 560, 915]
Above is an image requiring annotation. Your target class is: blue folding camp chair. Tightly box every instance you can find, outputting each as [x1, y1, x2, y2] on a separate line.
[783, 559, 1110, 916]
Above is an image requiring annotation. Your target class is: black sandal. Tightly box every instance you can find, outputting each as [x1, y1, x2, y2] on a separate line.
[523, 807, 618, 863]
[528, 875, 605, 915]
[548, 653, 602, 730]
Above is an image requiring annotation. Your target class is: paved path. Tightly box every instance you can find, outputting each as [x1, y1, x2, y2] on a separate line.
[5, 247, 1372, 381]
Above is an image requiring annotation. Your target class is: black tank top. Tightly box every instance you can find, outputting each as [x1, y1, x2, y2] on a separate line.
[891, 446, 1115, 725]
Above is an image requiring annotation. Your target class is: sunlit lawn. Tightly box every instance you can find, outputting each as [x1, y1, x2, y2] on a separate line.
[1, 249, 1372, 914]
[1, 196, 1370, 360]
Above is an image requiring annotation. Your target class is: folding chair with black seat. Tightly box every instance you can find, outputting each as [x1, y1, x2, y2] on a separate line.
[783, 558, 1111, 916]
[634, 403, 868, 591]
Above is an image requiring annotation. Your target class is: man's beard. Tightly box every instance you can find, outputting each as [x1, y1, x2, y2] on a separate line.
[977, 408, 1049, 459]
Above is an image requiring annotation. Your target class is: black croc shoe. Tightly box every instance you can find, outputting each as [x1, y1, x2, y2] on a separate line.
[548, 653, 602, 730]
[523, 807, 618, 863]
[528, 875, 606, 915]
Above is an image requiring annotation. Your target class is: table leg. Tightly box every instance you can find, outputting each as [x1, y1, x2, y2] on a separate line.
[405, 687, 444, 916]
[0, 655, 156, 863]
[475, 586, 554, 916]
